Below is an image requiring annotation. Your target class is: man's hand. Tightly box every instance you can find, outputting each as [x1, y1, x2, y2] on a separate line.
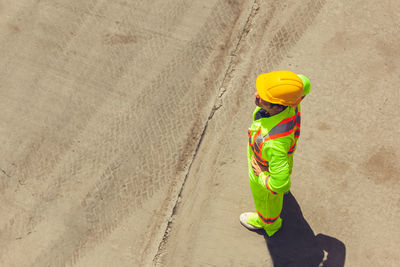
[251, 155, 268, 176]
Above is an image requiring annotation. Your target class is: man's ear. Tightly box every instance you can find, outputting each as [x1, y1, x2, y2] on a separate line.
[273, 105, 282, 112]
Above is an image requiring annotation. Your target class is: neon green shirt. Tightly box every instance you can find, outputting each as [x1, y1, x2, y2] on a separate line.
[247, 74, 310, 193]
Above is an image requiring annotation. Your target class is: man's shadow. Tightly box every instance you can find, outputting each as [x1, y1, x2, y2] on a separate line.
[255, 192, 346, 267]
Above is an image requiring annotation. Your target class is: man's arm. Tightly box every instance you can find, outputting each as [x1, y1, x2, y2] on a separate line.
[265, 144, 291, 194]
[298, 74, 311, 98]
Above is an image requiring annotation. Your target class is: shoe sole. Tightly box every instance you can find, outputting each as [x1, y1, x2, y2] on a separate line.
[240, 212, 263, 230]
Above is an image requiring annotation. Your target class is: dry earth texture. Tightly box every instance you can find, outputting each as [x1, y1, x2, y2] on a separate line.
[0, 0, 399, 266]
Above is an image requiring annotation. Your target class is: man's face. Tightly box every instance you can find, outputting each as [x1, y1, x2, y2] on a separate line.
[254, 92, 273, 112]
[254, 92, 286, 117]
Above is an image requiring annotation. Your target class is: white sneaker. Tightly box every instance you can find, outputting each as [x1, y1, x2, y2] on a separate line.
[239, 212, 263, 230]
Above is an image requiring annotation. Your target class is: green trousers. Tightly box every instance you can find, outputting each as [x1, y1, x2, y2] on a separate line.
[247, 147, 284, 237]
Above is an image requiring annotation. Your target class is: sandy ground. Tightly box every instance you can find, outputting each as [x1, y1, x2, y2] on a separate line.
[0, 0, 399, 266]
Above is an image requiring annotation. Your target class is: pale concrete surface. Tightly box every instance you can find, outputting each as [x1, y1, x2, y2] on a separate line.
[0, 0, 253, 266]
[0, 0, 399, 267]
[158, 0, 400, 266]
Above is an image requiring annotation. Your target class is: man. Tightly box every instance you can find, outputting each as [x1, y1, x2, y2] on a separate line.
[240, 70, 311, 237]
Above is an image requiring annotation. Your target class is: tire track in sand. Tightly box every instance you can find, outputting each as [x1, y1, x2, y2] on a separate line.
[26, 1, 248, 267]
[0, 0, 192, 257]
